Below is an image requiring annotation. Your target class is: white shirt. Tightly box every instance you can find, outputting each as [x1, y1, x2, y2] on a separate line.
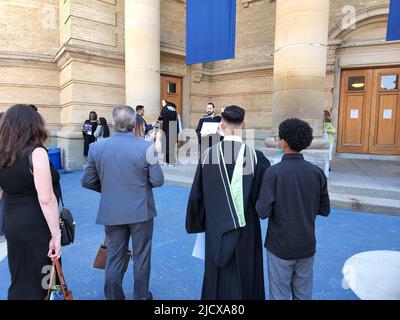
[223, 135, 243, 143]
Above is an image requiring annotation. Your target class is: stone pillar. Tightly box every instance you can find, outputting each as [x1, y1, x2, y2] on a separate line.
[125, 0, 160, 121]
[266, 0, 331, 173]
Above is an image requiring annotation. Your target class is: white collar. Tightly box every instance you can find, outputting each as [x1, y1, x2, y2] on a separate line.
[223, 135, 243, 143]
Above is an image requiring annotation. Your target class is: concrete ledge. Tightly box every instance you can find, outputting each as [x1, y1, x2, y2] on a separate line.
[336, 153, 400, 162]
[330, 193, 400, 217]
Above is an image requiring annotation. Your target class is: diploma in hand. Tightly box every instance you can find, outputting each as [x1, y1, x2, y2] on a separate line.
[200, 122, 220, 137]
[192, 233, 205, 260]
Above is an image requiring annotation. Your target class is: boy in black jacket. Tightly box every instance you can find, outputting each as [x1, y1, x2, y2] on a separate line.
[256, 118, 330, 300]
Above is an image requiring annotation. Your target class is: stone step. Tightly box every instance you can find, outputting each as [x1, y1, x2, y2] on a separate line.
[329, 193, 400, 216]
[162, 171, 400, 216]
[329, 184, 400, 201]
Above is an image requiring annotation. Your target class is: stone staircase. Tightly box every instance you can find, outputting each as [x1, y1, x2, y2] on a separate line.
[161, 158, 400, 216]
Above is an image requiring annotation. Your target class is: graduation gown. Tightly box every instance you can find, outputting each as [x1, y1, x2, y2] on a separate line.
[82, 120, 98, 156]
[195, 114, 222, 147]
[158, 106, 179, 164]
[186, 140, 271, 300]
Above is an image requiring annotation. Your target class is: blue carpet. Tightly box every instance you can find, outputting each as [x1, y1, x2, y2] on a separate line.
[0, 171, 399, 300]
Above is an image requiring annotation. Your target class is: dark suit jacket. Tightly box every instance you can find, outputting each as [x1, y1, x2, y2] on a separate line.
[137, 114, 153, 135]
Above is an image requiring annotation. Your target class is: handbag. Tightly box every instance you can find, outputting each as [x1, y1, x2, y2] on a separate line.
[93, 238, 132, 273]
[45, 258, 73, 300]
[28, 153, 75, 246]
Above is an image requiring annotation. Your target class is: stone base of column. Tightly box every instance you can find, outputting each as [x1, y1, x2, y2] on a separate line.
[264, 132, 330, 177]
[56, 129, 86, 171]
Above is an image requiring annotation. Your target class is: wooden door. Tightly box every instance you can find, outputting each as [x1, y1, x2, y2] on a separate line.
[369, 68, 400, 154]
[337, 69, 373, 153]
[160, 75, 183, 117]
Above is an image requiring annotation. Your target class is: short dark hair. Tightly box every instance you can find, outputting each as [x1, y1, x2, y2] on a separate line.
[279, 118, 313, 152]
[207, 102, 215, 108]
[136, 105, 145, 112]
[221, 105, 245, 125]
[89, 111, 98, 120]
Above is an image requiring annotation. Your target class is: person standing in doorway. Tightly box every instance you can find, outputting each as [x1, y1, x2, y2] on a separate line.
[256, 118, 330, 300]
[158, 101, 181, 166]
[83, 111, 98, 158]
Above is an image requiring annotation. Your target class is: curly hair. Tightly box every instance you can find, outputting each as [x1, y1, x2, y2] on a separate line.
[279, 118, 313, 152]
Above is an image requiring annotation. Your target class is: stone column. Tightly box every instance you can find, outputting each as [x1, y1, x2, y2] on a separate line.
[266, 0, 331, 173]
[125, 0, 161, 121]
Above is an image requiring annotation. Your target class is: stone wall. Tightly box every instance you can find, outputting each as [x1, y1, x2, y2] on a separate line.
[0, 0, 398, 169]
[0, 0, 60, 144]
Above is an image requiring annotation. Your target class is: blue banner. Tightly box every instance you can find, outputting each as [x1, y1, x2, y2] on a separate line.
[186, 0, 236, 65]
[387, 0, 400, 41]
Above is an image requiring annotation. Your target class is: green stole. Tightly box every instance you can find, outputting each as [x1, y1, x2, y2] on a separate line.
[219, 143, 246, 228]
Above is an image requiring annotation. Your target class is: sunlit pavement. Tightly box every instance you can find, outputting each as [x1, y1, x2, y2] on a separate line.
[0, 171, 399, 300]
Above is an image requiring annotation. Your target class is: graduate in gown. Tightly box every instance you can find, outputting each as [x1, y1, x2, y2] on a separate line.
[158, 102, 181, 165]
[195, 103, 223, 154]
[186, 105, 271, 300]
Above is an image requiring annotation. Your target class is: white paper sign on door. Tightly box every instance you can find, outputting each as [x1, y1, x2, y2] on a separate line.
[350, 109, 359, 119]
[383, 109, 392, 119]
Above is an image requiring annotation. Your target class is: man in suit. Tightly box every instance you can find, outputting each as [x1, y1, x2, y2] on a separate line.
[82, 105, 164, 300]
[136, 105, 156, 135]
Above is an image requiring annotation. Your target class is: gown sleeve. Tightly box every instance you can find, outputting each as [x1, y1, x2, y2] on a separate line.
[185, 162, 206, 234]
[251, 150, 271, 207]
[158, 106, 167, 122]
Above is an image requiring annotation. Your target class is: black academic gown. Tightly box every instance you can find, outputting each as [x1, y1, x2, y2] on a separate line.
[82, 120, 98, 157]
[158, 106, 179, 164]
[196, 115, 222, 156]
[186, 140, 270, 300]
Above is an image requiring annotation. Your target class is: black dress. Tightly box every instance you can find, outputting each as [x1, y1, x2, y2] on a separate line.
[0, 148, 61, 300]
[83, 120, 98, 157]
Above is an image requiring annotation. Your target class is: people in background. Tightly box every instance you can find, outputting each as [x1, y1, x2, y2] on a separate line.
[158, 101, 181, 166]
[94, 117, 111, 141]
[256, 118, 330, 300]
[0, 105, 62, 300]
[136, 105, 157, 135]
[323, 110, 337, 167]
[82, 105, 164, 300]
[186, 105, 271, 300]
[134, 116, 162, 154]
[195, 102, 223, 155]
[83, 111, 98, 157]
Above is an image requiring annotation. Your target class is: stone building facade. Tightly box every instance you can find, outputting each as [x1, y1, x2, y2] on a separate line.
[0, 0, 399, 170]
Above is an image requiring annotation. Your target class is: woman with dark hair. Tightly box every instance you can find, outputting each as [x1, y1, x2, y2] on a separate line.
[94, 117, 110, 141]
[134, 116, 162, 152]
[83, 111, 98, 157]
[0, 104, 62, 300]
